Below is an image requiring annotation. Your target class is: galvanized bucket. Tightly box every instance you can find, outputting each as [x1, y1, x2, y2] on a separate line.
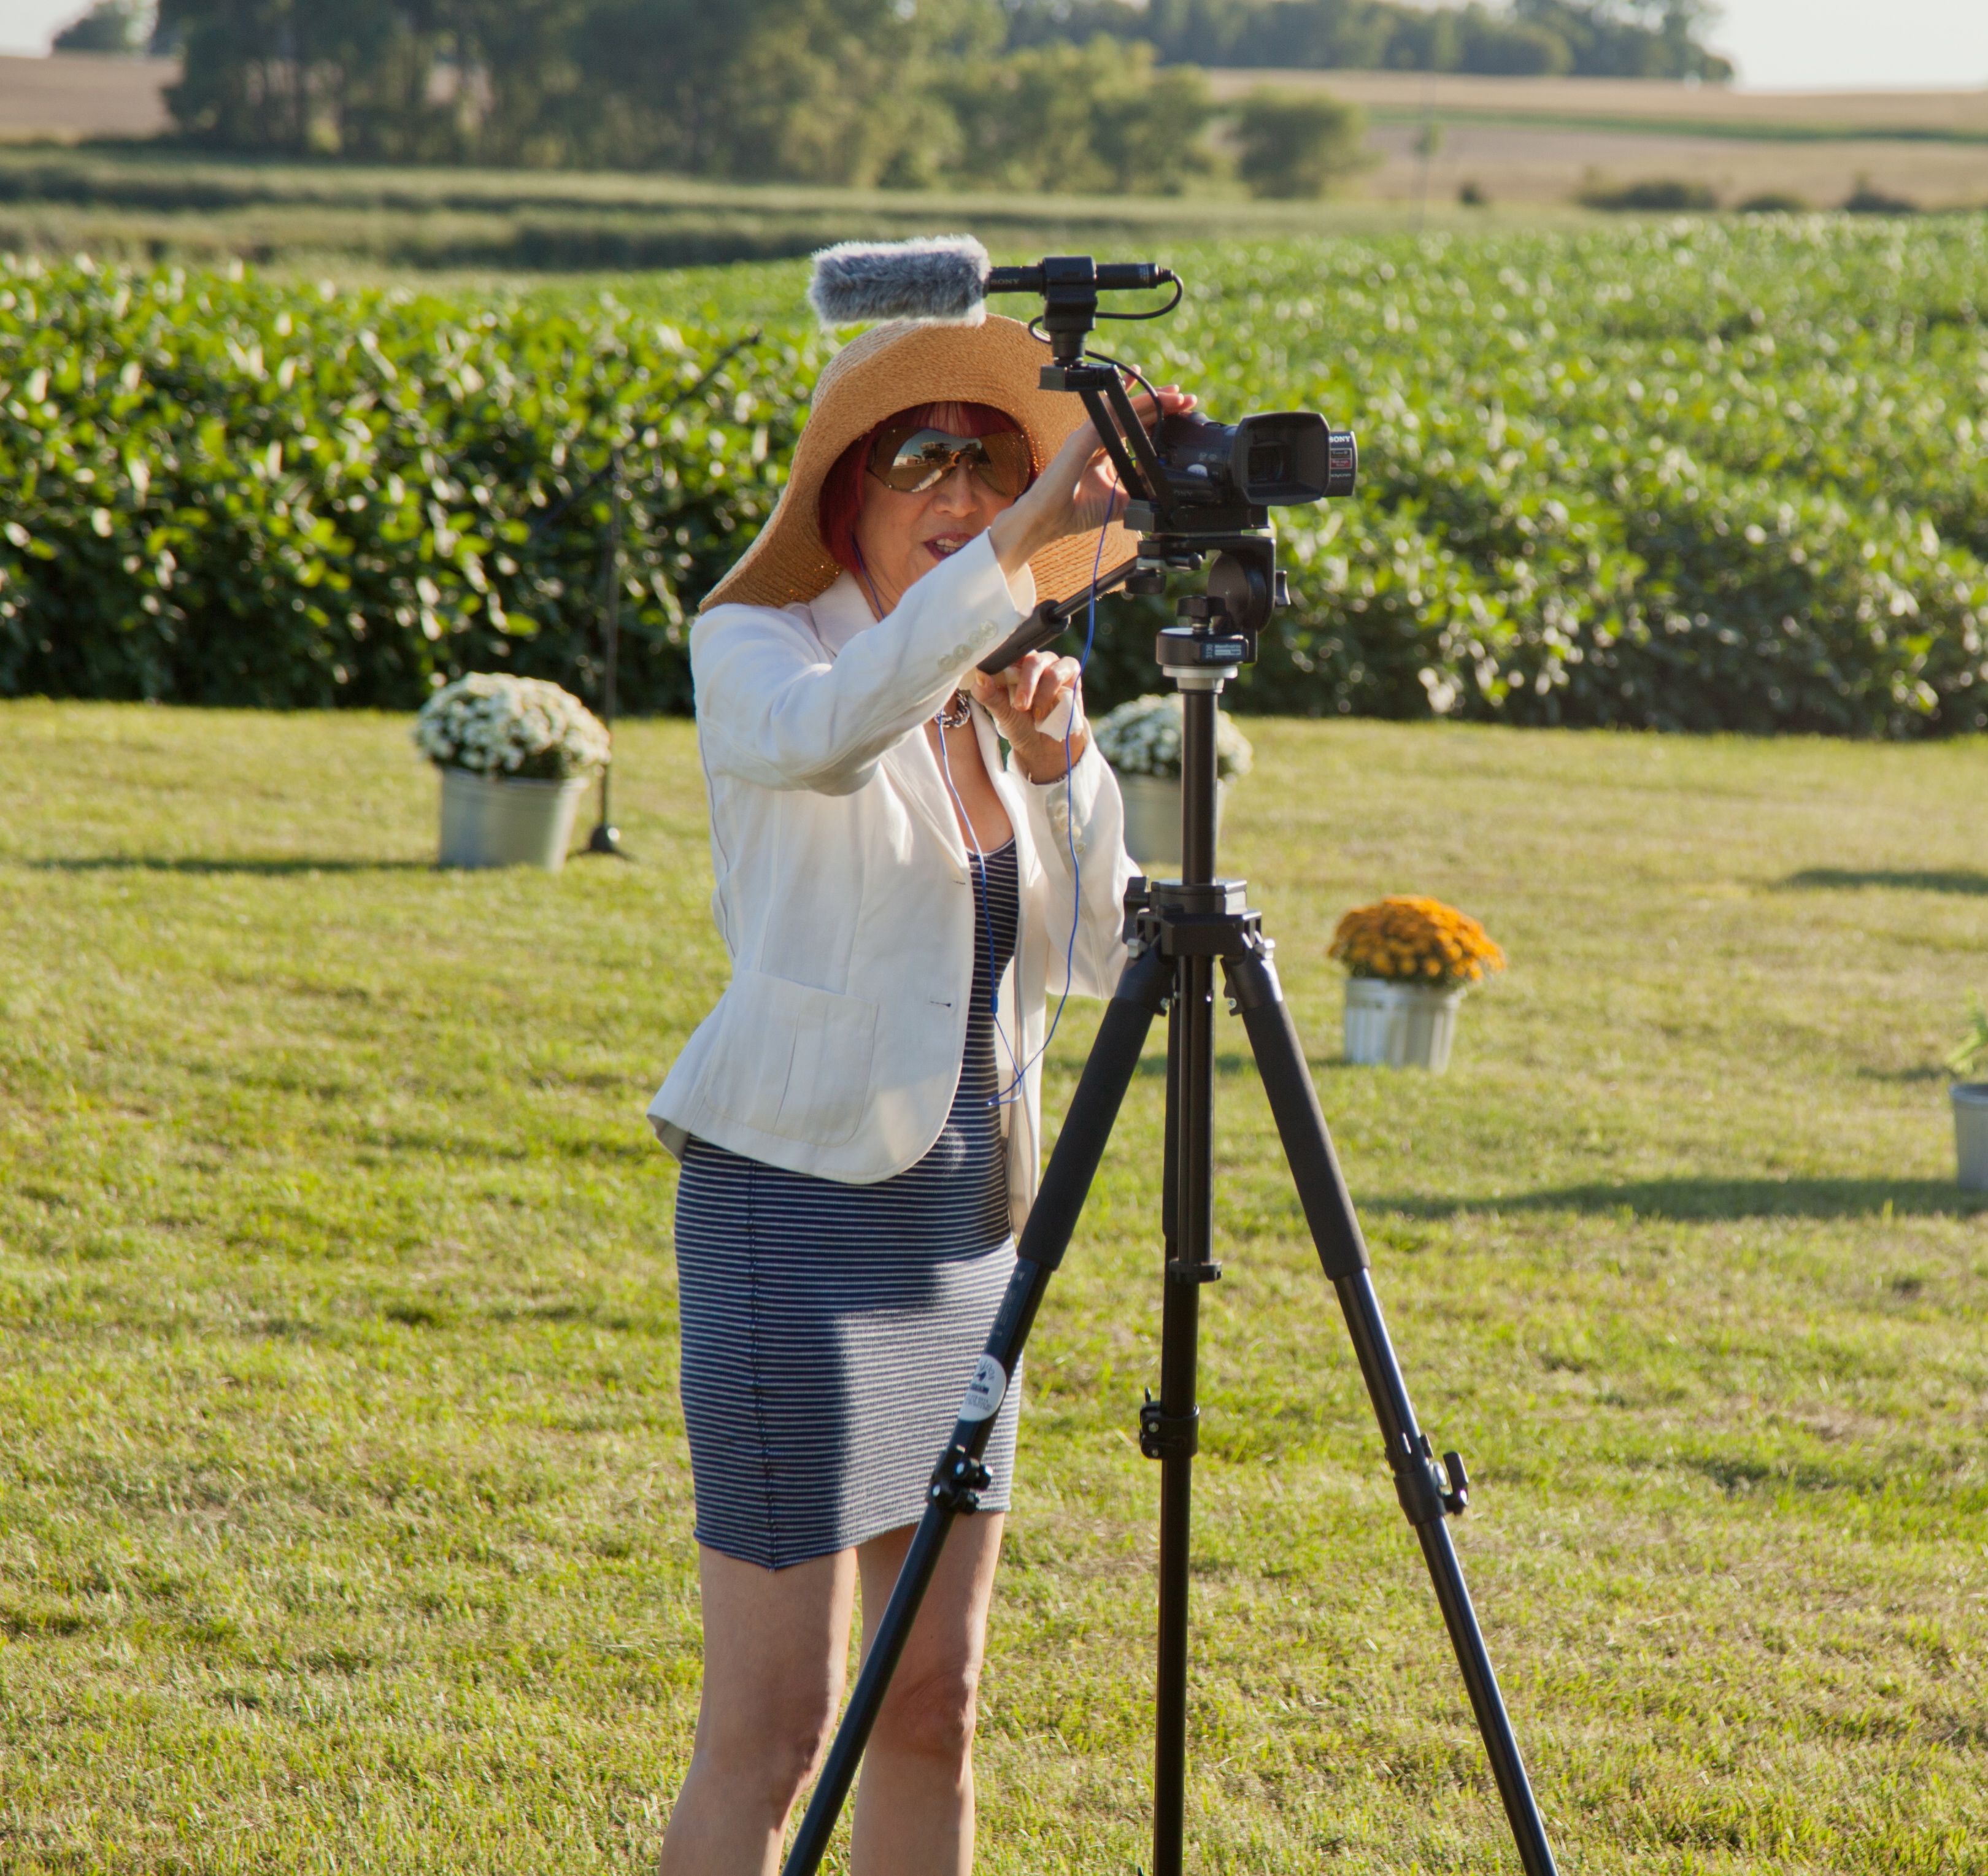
[1952, 1082, 1988, 1191]
[1343, 977, 1466, 1072]
[437, 766, 588, 871]
[1115, 771, 1227, 872]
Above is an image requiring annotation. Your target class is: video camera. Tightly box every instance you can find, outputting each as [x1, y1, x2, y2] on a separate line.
[984, 253, 1357, 666]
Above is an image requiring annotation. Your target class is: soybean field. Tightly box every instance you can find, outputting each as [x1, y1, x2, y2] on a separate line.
[4, 215, 1986, 734]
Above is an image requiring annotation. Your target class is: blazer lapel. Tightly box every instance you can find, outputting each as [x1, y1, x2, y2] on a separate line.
[882, 731, 969, 874]
[808, 572, 968, 872]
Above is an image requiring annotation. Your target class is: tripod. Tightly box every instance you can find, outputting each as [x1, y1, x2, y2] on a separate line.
[777, 618, 1561, 1875]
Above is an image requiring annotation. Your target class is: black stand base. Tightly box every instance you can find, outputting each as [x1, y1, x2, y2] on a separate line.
[585, 820, 629, 858]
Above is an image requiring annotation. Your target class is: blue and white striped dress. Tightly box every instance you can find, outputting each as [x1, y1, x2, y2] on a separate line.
[672, 839, 1023, 1569]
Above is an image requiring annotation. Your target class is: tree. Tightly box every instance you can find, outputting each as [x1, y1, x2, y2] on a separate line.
[156, 0, 998, 179]
[1232, 88, 1370, 199]
[1004, 0, 1732, 81]
[939, 36, 1214, 195]
[52, 0, 153, 53]
[1512, 0, 1732, 79]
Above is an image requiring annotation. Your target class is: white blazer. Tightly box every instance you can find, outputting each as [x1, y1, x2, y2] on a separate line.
[647, 531, 1138, 1232]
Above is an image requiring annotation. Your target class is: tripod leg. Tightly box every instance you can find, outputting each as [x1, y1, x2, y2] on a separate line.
[1150, 686, 1222, 1876]
[1148, 949, 1215, 1876]
[1227, 947, 1561, 1876]
[779, 945, 1170, 1876]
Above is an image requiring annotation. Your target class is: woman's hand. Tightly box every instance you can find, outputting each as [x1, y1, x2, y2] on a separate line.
[971, 651, 1088, 783]
[988, 385, 1198, 577]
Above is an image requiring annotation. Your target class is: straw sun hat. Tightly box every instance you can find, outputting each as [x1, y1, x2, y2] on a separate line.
[699, 313, 1138, 613]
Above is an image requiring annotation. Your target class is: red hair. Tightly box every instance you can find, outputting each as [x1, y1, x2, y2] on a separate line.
[817, 401, 1027, 575]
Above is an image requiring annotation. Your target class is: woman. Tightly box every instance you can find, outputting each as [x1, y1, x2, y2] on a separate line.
[648, 313, 1192, 1876]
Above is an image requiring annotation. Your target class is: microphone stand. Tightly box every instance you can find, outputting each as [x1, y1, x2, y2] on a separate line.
[774, 279, 1562, 1876]
[585, 447, 627, 859]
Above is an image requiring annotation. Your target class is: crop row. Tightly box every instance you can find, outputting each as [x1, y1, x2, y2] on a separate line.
[5, 217, 1986, 734]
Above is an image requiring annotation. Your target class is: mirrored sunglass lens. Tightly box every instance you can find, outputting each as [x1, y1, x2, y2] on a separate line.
[874, 428, 1030, 495]
[978, 434, 1030, 495]
[884, 431, 977, 487]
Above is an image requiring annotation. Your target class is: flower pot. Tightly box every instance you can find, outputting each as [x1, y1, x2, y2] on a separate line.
[1115, 771, 1228, 872]
[1343, 977, 1467, 1072]
[437, 766, 589, 871]
[1952, 1083, 1988, 1190]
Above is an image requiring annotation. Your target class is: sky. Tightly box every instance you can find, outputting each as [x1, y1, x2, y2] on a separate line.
[2, 0, 1986, 89]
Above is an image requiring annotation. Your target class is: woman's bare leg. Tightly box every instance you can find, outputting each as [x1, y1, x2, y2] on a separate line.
[849, 1513, 1007, 1876]
[657, 1543, 857, 1876]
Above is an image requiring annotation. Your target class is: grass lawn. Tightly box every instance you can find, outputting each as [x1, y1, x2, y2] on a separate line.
[1, 701, 1984, 1874]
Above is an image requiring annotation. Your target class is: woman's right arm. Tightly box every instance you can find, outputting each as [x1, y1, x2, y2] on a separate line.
[693, 532, 1031, 794]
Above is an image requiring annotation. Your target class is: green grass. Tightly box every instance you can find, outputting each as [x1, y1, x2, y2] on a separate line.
[2, 701, 1985, 1874]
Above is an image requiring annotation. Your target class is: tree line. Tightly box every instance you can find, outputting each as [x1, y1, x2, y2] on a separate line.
[1006, 0, 1730, 81]
[58, 1, 1728, 190]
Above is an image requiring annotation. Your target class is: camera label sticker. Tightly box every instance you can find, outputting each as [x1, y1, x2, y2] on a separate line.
[958, 1355, 1007, 1422]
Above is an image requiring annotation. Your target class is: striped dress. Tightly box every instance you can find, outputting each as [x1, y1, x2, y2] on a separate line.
[672, 838, 1023, 1569]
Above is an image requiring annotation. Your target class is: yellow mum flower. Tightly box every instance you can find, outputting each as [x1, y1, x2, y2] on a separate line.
[1329, 896, 1506, 987]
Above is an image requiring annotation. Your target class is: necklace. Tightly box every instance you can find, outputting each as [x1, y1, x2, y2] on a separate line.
[934, 689, 972, 731]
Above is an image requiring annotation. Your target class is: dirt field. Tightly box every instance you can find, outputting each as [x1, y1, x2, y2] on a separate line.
[1205, 67, 1988, 137]
[0, 52, 176, 140]
[1365, 121, 1988, 209]
[1204, 70, 1988, 208]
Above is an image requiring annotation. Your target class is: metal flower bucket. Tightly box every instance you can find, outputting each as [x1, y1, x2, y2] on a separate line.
[1952, 1083, 1988, 1191]
[1343, 977, 1467, 1072]
[438, 767, 589, 871]
[1115, 772, 1227, 872]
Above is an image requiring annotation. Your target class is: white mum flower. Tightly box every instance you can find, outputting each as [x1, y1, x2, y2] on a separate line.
[1094, 694, 1252, 782]
[412, 672, 612, 781]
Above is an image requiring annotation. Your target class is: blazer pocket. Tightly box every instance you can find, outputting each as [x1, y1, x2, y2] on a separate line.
[704, 969, 880, 1147]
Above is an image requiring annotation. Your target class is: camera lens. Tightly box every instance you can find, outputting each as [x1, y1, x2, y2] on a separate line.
[1246, 441, 1287, 484]
[1231, 413, 1329, 505]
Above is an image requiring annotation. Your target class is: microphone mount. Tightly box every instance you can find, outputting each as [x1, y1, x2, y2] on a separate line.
[984, 255, 1178, 365]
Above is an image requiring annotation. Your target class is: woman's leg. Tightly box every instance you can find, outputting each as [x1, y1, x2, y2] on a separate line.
[657, 1542, 857, 1876]
[848, 1513, 1007, 1876]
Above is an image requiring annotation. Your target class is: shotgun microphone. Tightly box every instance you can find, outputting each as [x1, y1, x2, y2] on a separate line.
[807, 236, 993, 327]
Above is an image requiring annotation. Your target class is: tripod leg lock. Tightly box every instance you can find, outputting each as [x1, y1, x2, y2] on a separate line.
[1139, 1390, 1200, 1460]
[1391, 1432, 1470, 1525]
[1222, 937, 1281, 1012]
[928, 1443, 993, 1514]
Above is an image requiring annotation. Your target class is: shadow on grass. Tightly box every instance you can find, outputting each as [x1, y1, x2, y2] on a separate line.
[1371, 1178, 1988, 1221]
[26, 856, 430, 877]
[1782, 866, 1988, 896]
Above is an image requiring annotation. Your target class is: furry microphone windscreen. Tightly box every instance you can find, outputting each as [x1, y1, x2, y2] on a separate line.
[807, 236, 992, 328]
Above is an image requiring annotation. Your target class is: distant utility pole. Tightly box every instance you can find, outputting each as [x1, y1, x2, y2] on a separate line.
[1415, 75, 1443, 231]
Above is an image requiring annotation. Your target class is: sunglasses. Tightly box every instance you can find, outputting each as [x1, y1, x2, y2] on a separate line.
[867, 423, 1033, 499]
